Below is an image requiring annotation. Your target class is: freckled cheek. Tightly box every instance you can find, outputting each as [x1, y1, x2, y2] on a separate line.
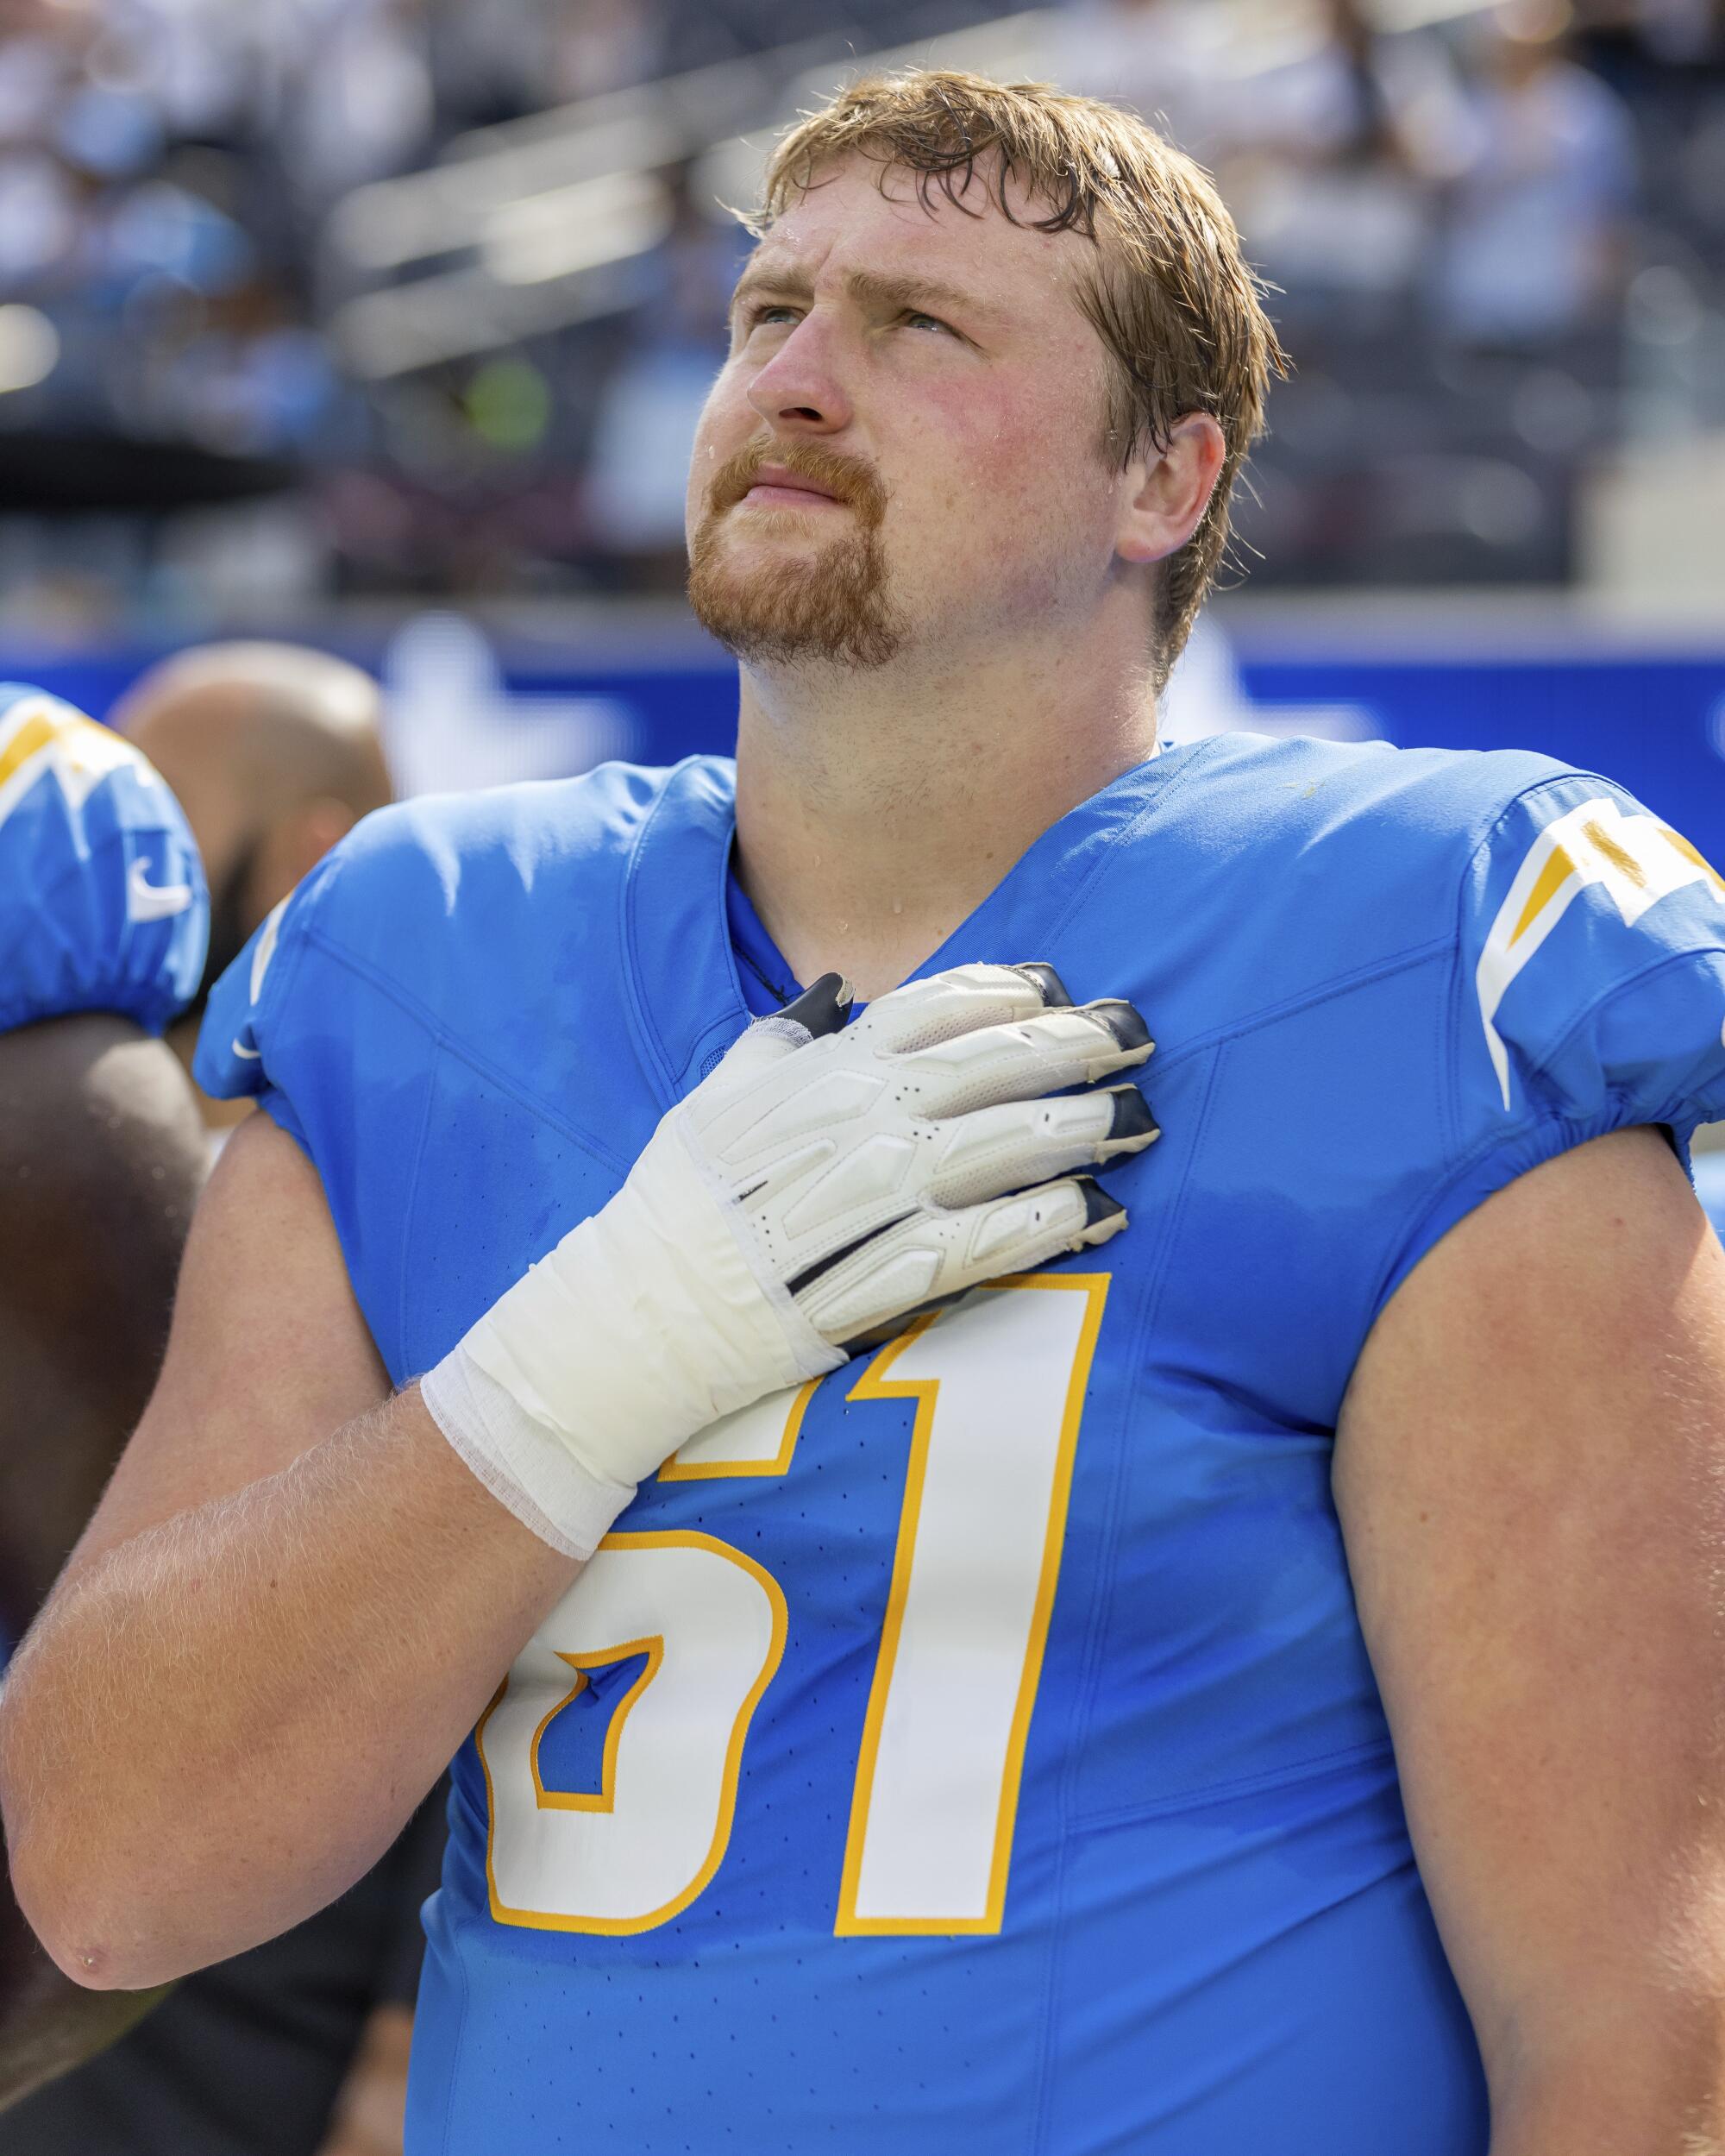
[888, 391, 1088, 552]
[884, 398, 1111, 624]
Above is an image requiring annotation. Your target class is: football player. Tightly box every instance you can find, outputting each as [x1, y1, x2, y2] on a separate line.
[0, 655, 435, 2156]
[0, 683, 207, 2106]
[9, 72, 1725, 2156]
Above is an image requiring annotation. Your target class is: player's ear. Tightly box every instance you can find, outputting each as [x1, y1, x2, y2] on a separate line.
[284, 797, 359, 887]
[246, 801, 359, 923]
[1114, 412, 1226, 567]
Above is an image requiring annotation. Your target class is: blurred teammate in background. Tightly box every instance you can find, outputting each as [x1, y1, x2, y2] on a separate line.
[9, 69, 1725, 2156]
[0, 683, 206, 2106]
[114, 644, 393, 1128]
[0, 647, 432, 2156]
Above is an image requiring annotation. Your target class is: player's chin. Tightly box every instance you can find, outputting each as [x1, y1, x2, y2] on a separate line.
[687, 536, 819, 625]
[687, 578, 903, 670]
[704, 512, 831, 567]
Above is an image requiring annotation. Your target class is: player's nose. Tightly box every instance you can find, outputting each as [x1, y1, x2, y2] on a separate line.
[746, 316, 855, 437]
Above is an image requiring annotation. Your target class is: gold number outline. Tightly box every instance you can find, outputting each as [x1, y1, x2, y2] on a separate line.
[480, 1274, 1107, 1938]
[477, 1528, 789, 1935]
[657, 1374, 823, 1480]
[528, 1636, 665, 1814]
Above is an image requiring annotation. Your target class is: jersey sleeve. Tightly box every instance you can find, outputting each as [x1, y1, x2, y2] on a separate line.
[193, 809, 443, 1379]
[190, 769, 666, 1389]
[1383, 770, 1725, 1304]
[0, 684, 208, 1036]
[194, 855, 331, 1153]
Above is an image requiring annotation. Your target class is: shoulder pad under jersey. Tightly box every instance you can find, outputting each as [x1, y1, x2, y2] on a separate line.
[1459, 770, 1725, 1134]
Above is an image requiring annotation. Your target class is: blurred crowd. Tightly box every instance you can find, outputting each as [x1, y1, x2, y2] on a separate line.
[0, 0, 1721, 623]
[1062, 0, 1725, 584]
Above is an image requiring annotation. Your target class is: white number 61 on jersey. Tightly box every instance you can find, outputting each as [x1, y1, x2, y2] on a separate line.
[477, 1274, 1107, 1938]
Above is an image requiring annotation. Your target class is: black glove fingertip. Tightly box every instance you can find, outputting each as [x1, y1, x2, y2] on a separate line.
[1010, 962, 1074, 1009]
[781, 972, 853, 1038]
[1087, 999, 1153, 1055]
[1107, 1086, 1158, 1142]
[1076, 1177, 1127, 1229]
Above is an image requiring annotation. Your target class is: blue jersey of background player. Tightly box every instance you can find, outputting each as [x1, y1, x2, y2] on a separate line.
[0, 684, 204, 1040]
[179, 730, 1725, 2156]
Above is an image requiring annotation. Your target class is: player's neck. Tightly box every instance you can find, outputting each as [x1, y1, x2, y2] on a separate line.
[732, 631, 1158, 1003]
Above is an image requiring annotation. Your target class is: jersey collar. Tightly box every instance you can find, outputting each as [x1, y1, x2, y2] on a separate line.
[623, 743, 1214, 1110]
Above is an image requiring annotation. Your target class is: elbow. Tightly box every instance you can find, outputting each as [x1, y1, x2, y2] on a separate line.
[16, 1894, 188, 1996]
[38, 1938, 136, 1997]
[3, 1791, 188, 1995]
[0, 1706, 189, 1993]
[7, 1841, 163, 1994]
[4, 1779, 330, 1994]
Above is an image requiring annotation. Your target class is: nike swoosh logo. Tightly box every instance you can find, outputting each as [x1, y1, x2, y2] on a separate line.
[231, 1040, 262, 1061]
[129, 857, 194, 923]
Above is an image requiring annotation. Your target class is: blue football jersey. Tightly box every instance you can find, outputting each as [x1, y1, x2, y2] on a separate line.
[0, 683, 206, 1037]
[198, 739, 1725, 2156]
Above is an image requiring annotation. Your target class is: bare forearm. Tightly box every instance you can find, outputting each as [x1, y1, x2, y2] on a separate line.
[0, 1385, 574, 1990]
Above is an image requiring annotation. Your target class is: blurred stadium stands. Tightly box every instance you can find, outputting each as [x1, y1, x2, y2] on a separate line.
[0, 0, 1722, 619]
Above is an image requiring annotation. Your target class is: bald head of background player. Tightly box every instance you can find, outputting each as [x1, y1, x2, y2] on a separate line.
[684, 79, 1281, 999]
[116, 643, 392, 1018]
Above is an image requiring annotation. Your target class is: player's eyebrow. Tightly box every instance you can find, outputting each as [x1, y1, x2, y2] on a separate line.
[730, 260, 1005, 332]
[841, 267, 1003, 330]
[728, 259, 811, 320]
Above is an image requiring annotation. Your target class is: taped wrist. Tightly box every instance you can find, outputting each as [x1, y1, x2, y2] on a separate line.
[419, 1125, 843, 1553]
[419, 1350, 631, 1561]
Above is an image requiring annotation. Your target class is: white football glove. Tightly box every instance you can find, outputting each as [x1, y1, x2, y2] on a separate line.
[420, 962, 1156, 1556]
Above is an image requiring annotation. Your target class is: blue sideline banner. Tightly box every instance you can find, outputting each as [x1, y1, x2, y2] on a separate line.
[7, 625, 1722, 864]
